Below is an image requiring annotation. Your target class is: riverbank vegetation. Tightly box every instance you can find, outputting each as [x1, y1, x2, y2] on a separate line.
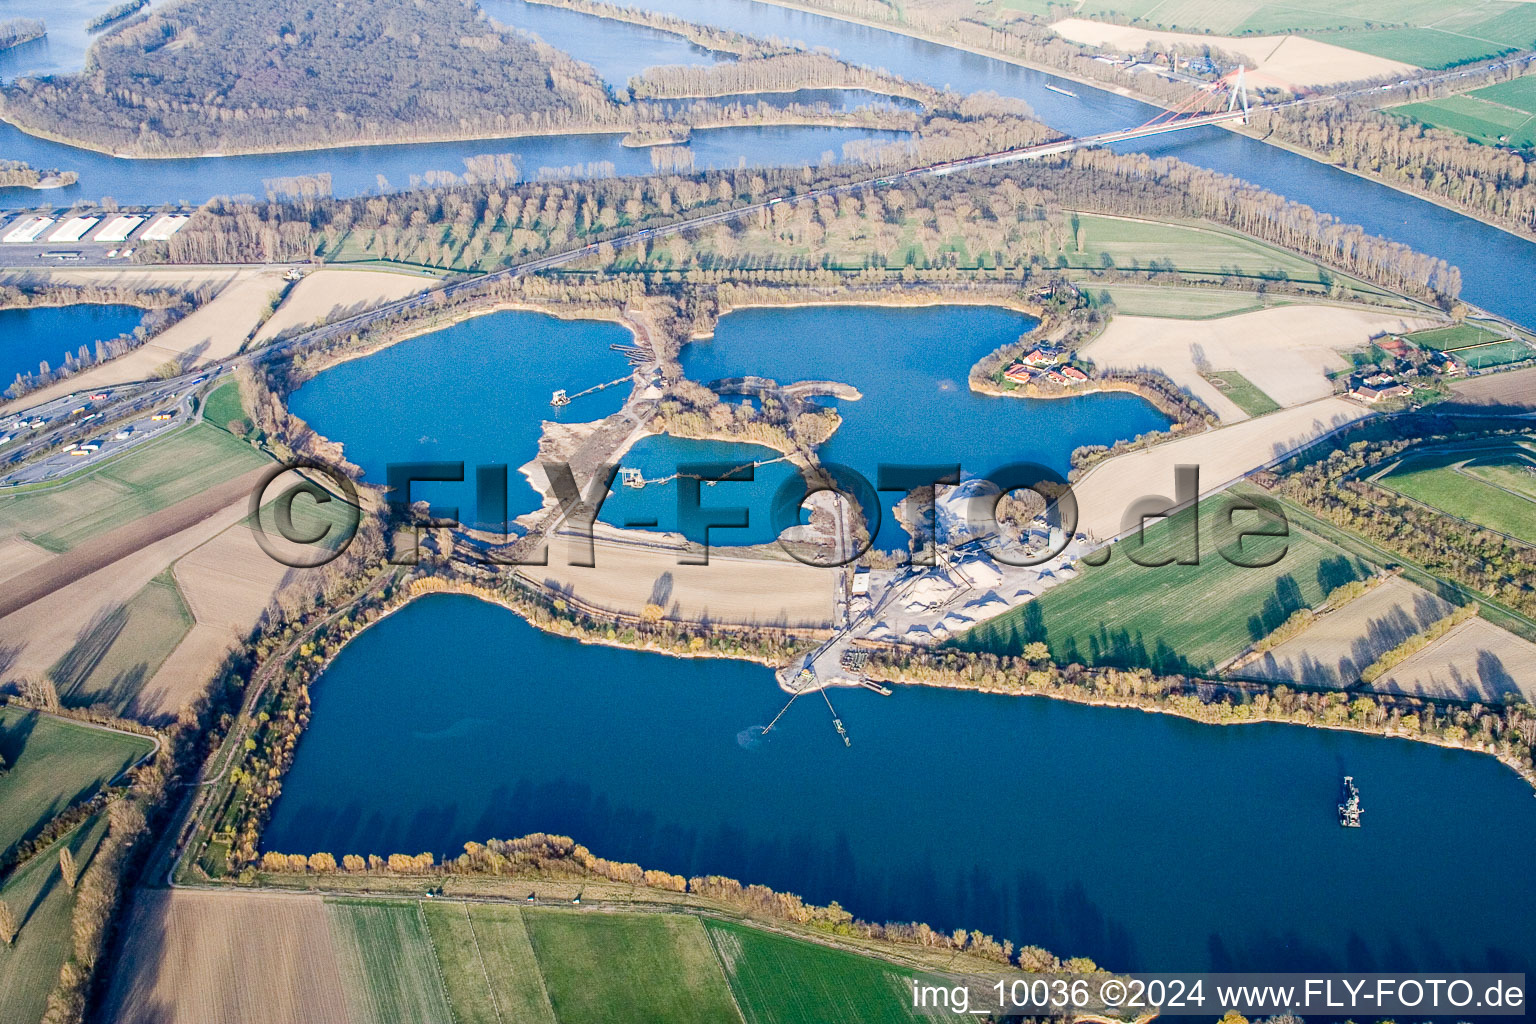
[0, 161, 77, 190]
[250, 831, 1057, 974]
[1278, 422, 1536, 621]
[0, 18, 45, 51]
[0, 0, 615, 157]
[84, 0, 147, 33]
[1, 281, 212, 401]
[880, 642, 1536, 786]
[524, 0, 790, 60]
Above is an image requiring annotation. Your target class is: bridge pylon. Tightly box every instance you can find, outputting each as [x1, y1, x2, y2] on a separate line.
[1226, 65, 1251, 123]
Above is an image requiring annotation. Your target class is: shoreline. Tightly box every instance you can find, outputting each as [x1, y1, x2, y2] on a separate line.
[747, 0, 1536, 246]
[879, 669, 1536, 794]
[0, 108, 908, 162]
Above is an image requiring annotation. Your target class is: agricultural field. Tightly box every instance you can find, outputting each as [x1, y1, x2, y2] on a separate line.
[421, 901, 557, 1024]
[1443, 365, 1536, 412]
[0, 707, 153, 863]
[1060, 214, 1329, 283]
[1237, 576, 1452, 687]
[1375, 615, 1536, 701]
[103, 891, 971, 1024]
[524, 910, 742, 1024]
[1396, 77, 1536, 149]
[327, 900, 455, 1024]
[0, 423, 268, 553]
[1087, 284, 1269, 319]
[47, 570, 193, 714]
[706, 919, 931, 1024]
[1202, 370, 1281, 417]
[956, 499, 1372, 673]
[1028, 0, 1536, 67]
[103, 889, 353, 1024]
[0, 816, 109, 1024]
[1375, 444, 1536, 544]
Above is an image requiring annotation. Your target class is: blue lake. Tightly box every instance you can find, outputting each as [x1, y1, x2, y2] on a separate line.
[291, 305, 1168, 544]
[597, 433, 803, 545]
[288, 309, 635, 520]
[265, 593, 1536, 975]
[679, 305, 1171, 547]
[0, 303, 144, 387]
[4, 0, 1535, 334]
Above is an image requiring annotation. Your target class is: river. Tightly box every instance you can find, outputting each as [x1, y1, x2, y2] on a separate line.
[264, 593, 1536, 974]
[5, 0, 1536, 330]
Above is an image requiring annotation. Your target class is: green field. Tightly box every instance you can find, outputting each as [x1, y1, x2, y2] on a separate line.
[1034, 0, 1536, 67]
[524, 910, 743, 1024]
[0, 423, 268, 552]
[327, 900, 456, 1024]
[1406, 323, 1508, 350]
[1377, 447, 1536, 543]
[201, 379, 253, 437]
[47, 570, 193, 715]
[1088, 285, 1270, 319]
[706, 920, 931, 1024]
[1465, 454, 1536, 500]
[1062, 214, 1328, 283]
[1203, 370, 1281, 416]
[0, 815, 108, 1024]
[422, 901, 557, 1024]
[955, 499, 1370, 672]
[1397, 84, 1536, 149]
[0, 708, 153, 864]
[1456, 339, 1534, 369]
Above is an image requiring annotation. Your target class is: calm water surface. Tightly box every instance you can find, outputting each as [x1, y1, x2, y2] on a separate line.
[0, 304, 144, 385]
[265, 594, 1536, 974]
[680, 305, 1171, 546]
[289, 309, 634, 519]
[620, 0, 1536, 327]
[292, 305, 1168, 542]
[8, 0, 1536, 331]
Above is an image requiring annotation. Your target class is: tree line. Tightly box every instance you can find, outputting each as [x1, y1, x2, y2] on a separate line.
[0, 18, 45, 50]
[884, 644, 1535, 789]
[1278, 420, 1536, 619]
[1252, 100, 1536, 237]
[2, 282, 212, 401]
[257, 830, 1085, 973]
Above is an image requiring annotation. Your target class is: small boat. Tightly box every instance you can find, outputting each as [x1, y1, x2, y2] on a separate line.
[1338, 776, 1362, 827]
[1044, 83, 1078, 98]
